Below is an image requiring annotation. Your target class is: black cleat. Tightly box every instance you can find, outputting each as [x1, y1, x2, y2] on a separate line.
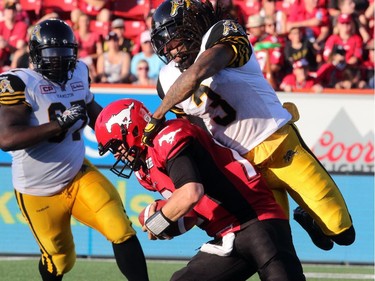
[293, 207, 334, 251]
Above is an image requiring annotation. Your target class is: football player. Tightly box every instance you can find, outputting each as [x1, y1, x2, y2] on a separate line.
[0, 19, 149, 281]
[141, 0, 355, 251]
[95, 98, 306, 281]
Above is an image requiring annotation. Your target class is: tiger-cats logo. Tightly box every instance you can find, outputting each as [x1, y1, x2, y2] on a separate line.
[170, 0, 191, 17]
[0, 78, 14, 93]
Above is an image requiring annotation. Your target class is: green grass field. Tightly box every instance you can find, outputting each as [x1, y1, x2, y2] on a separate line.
[0, 257, 373, 281]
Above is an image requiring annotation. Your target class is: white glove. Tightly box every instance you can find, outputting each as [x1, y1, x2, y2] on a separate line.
[200, 232, 235, 257]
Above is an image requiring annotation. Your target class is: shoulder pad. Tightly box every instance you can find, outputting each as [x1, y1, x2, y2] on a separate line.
[153, 120, 192, 162]
[205, 20, 251, 67]
[205, 20, 247, 49]
[0, 73, 27, 106]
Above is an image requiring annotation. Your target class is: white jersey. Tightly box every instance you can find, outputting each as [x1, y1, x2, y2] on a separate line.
[158, 20, 291, 155]
[0, 61, 93, 196]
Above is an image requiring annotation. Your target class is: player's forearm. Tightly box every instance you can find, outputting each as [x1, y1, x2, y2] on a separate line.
[0, 122, 62, 151]
[162, 182, 203, 222]
[153, 71, 200, 119]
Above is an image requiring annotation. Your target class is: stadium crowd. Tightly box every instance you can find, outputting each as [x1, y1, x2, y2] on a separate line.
[0, 0, 373, 90]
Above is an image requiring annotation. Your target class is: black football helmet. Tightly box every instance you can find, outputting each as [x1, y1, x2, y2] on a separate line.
[151, 0, 217, 71]
[29, 19, 78, 84]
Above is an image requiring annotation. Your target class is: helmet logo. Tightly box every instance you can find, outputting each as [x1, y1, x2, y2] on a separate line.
[0, 78, 14, 93]
[222, 20, 239, 36]
[105, 102, 135, 133]
[158, 128, 182, 146]
[170, 0, 191, 17]
[32, 24, 42, 41]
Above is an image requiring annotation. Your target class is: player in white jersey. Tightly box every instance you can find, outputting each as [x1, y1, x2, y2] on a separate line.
[0, 19, 149, 281]
[141, 0, 355, 251]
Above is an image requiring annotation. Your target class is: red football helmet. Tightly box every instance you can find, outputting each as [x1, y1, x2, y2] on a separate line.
[95, 99, 152, 178]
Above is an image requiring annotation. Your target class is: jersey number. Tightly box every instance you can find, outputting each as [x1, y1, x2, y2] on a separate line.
[48, 100, 87, 143]
[193, 86, 236, 126]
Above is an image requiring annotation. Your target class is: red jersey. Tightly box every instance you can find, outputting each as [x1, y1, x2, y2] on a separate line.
[280, 73, 316, 90]
[77, 1, 111, 17]
[287, 1, 329, 39]
[236, 0, 262, 17]
[0, 20, 27, 63]
[74, 31, 101, 58]
[0, 20, 27, 48]
[135, 119, 286, 238]
[323, 34, 363, 63]
[315, 62, 345, 88]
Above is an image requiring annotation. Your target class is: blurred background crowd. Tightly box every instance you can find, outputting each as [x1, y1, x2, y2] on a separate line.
[0, 0, 373, 90]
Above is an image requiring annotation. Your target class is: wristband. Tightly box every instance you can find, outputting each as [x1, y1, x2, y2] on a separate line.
[145, 209, 172, 237]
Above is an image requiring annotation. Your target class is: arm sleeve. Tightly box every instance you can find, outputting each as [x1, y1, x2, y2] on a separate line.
[166, 142, 202, 189]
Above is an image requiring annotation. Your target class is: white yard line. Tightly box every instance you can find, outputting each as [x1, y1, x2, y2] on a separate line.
[305, 272, 375, 279]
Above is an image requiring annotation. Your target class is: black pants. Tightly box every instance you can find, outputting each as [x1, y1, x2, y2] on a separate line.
[171, 219, 305, 281]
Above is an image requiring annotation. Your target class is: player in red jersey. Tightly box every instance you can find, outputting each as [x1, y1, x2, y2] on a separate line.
[95, 99, 306, 281]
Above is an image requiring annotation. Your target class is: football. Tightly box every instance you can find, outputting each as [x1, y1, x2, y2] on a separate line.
[138, 199, 198, 237]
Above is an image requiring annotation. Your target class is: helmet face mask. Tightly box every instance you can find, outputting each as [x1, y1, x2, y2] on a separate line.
[109, 144, 144, 179]
[151, 0, 217, 71]
[95, 99, 152, 178]
[29, 19, 78, 84]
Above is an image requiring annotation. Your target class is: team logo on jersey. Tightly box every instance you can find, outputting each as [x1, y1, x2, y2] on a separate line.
[71, 82, 84, 91]
[0, 78, 14, 93]
[170, 0, 190, 17]
[40, 84, 56, 94]
[222, 20, 239, 36]
[106, 102, 134, 133]
[158, 128, 182, 146]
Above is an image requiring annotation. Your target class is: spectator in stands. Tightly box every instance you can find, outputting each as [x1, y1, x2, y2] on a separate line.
[106, 18, 134, 55]
[359, 38, 374, 88]
[67, 8, 83, 31]
[73, 0, 111, 40]
[78, 0, 111, 22]
[0, 0, 30, 24]
[246, 14, 284, 89]
[97, 31, 132, 83]
[10, 39, 28, 69]
[328, 0, 355, 17]
[74, 13, 103, 82]
[35, 12, 60, 24]
[329, 0, 371, 44]
[260, 0, 287, 35]
[130, 30, 164, 81]
[0, 1, 28, 70]
[214, 0, 247, 26]
[286, 0, 330, 58]
[361, 0, 374, 39]
[264, 15, 286, 46]
[284, 27, 318, 72]
[232, 0, 262, 19]
[280, 58, 323, 92]
[336, 67, 364, 89]
[323, 13, 363, 66]
[132, 9, 155, 56]
[144, 9, 154, 30]
[132, 59, 156, 86]
[316, 44, 347, 88]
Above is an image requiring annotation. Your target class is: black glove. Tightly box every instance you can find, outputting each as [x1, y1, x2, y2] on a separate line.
[56, 104, 86, 130]
[142, 116, 165, 147]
